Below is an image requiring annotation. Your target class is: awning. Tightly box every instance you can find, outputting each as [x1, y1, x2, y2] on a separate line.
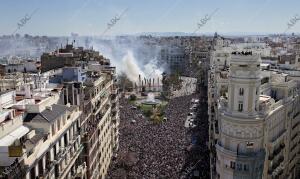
[0, 126, 30, 146]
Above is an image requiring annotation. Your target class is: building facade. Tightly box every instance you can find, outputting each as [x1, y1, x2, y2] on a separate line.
[208, 38, 300, 179]
[0, 44, 119, 179]
[0, 85, 86, 179]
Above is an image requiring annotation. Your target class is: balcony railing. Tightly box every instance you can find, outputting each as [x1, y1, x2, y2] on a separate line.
[0, 161, 27, 178]
[216, 143, 265, 158]
[59, 145, 84, 179]
[73, 162, 87, 179]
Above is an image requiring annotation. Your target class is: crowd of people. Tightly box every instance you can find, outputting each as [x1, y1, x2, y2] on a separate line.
[180, 86, 210, 179]
[107, 92, 209, 179]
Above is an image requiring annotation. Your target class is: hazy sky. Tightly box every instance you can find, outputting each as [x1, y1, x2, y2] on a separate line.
[0, 0, 299, 36]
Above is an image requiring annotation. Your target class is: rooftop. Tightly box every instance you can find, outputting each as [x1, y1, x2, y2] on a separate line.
[24, 104, 70, 124]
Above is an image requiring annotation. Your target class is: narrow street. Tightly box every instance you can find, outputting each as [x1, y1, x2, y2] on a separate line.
[180, 84, 210, 179]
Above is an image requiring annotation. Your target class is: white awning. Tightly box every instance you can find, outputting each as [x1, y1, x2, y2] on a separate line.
[0, 126, 30, 146]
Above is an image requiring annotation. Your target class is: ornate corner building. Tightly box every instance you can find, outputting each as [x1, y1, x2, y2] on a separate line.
[208, 36, 300, 179]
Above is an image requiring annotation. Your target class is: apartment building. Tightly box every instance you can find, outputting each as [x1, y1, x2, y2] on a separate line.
[0, 85, 86, 179]
[79, 67, 119, 179]
[160, 46, 187, 74]
[278, 54, 300, 70]
[44, 44, 120, 179]
[159, 36, 212, 77]
[0, 61, 39, 75]
[0, 73, 32, 92]
[0, 44, 119, 179]
[208, 39, 300, 178]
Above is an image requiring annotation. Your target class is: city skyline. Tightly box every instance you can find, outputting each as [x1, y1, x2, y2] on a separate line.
[0, 0, 299, 36]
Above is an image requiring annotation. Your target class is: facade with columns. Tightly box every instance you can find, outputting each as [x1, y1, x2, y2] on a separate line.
[23, 104, 85, 179]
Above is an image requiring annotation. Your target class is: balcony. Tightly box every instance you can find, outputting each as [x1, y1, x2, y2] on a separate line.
[72, 162, 87, 179]
[291, 142, 298, 152]
[291, 132, 298, 141]
[94, 96, 109, 115]
[0, 161, 27, 178]
[84, 76, 104, 87]
[59, 145, 84, 179]
[104, 80, 113, 90]
[216, 143, 265, 159]
[293, 111, 299, 119]
[292, 121, 299, 130]
[268, 162, 284, 177]
[70, 133, 80, 145]
[44, 160, 55, 177]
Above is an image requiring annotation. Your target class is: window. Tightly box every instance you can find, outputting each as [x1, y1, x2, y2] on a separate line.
[244, 164, 249, 171]
[239, 88, 244, 96]
[238, 102, 243, 112]
[230, 161, 236, 169]
[237, 163, 243, 171]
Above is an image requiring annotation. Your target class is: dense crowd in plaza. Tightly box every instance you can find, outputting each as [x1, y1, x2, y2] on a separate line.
[107, 92, 209, 179]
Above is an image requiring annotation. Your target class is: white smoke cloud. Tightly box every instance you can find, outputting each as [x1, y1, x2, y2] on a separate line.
[0, 35, 165, 83]
[121, 50, 144, 82]
[88, 36, 164, 83]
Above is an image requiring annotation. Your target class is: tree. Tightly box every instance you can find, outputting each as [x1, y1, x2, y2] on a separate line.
[161, 72, 171, 99]
[151, 106, 163, 124]
[161, 71, 183, 99]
